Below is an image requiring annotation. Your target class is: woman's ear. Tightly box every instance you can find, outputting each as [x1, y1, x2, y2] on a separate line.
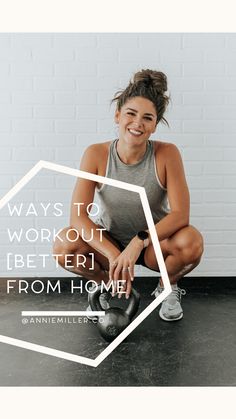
[114, 109, 120, 124]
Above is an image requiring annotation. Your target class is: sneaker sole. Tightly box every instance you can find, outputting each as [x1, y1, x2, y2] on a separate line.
[159, 309, 183, 322]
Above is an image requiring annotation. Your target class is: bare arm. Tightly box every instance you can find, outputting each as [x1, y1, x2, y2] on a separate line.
[70, 144, 120, 261]
[154, 143, 190, 241]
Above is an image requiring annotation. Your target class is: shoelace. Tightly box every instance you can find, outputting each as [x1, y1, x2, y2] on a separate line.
[151, 285, 186, 301]
[168, 287, 186, 302]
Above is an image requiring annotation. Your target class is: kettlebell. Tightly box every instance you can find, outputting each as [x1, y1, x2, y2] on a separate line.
[89, 285, 140, 342]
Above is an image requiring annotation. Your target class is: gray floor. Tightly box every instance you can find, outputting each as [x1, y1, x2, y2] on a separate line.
[0, 277, 235, 386]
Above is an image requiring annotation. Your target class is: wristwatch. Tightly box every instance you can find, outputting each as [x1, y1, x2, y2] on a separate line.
[137, 230, 150, 248]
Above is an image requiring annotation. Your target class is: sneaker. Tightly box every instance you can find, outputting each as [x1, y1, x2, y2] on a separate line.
[86, 287, 111, 321]
[151, 282, 186, 321]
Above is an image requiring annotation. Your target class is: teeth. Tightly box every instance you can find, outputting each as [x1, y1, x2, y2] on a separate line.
[129, 129, 142, 135]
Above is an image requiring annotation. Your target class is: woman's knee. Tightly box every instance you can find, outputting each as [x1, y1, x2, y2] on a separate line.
[173, 226, 204, 264]
[52, 226, 83, 267]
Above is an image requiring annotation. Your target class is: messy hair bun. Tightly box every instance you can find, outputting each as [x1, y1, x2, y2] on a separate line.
[112, 69, 170, 125]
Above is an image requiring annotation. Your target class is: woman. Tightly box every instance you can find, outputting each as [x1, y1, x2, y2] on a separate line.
[53, 69, 204, 321]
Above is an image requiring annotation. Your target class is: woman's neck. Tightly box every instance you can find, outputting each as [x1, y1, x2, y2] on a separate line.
[116, 139, 148, 165]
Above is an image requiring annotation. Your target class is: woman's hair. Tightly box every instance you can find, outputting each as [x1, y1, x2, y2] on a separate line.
[111, 69, 170, 125]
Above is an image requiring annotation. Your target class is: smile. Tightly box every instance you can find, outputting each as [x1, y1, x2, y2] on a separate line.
[128, 129, 143, 136]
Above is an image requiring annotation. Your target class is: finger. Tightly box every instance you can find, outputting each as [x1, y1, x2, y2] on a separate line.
[128, 265, 135, 281]
[109, 260, 118, 281]
[126, 279, 132, 299]
[118, 266, 129, 298]
[117, 279, 126, 299]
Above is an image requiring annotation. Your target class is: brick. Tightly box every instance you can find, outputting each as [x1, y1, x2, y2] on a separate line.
[171, 134, 204, 147]
[184, 62, 224, 76]
[32, 47, 74, 61]
[0, 134, 33, 146]
[0, 63, 10, 76]
[0, 105, 32, 118]
[35, 190, 70, 202]
[205, 77, 236, 91]
[190, 190, 203, 203]
[119, 47, 159, 63]
[170, 77, 204, 92]
[160, 49, 203, 63]
[98, 62, 138, 77]
[223, 148, 236, 160]
[205, 48, 235, 62]
[203, 231, 223, 244]
[223, 177, 236, 188]
[34, 106, 75, 118]
[204, 106, 236, 120]
[0, 47, 31, 61]
[183, 34, 225, 48]
[188, 176, 223, 189]
[205, 135, 236, 147]
[10, 62, 53, 76]
[12, 92, 53, 105]
[0, 92, 11, 104]
[53, 34, 96, 48]
[55, 147, 82, 161]
[183, 93, 224, 105]
[167, 105, 202, 120]
[223, 204, 236, 215]
[0, 76, 32, 90]
[12, 119, 54, 133]
[226, 34, 236, 49]
[227, 63, 236, 76]
[139, 34, 182, 50]
[97, 34, 138, 48]
[184, 148, 223, 161]
[76, 104, 108, 118]
[203, 217, 236, 230]
[0, 176, 12, 188]
[35, 134, 75, 147]
[154, 62, 182, 77]
[55, 91, 96, 105]
[224, 121, 236, 132]
[11, 34, 53, 48]
[184, 162, 203, 176]
[75, 47, 118, 63]
[12, 147, 54, 161]
[0, 119, 11, 132]
[55, 119, 96, 133]
[34, 77, 75, 90]
[0, 149, 11, 160]
[55, 62, 96, 76]
[223, 231, 236, 243]
[203, 190, 236, 203]
[225, 93, 236, 104]
[204, 162, 236, 175]
[76, 76, 118, 90]
[183, 120, 223, 133]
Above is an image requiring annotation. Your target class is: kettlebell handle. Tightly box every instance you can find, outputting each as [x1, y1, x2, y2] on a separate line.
[88, 284, 140, 319]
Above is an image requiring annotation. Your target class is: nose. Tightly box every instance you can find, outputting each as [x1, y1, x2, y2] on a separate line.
[132, 115, 143, 127]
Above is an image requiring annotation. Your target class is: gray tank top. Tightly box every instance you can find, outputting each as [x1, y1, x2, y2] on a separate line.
[96, 139, 170, 247]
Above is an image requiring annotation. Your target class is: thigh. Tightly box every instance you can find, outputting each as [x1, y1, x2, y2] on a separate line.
[142, 225, 203, 271]
[54, 225, 121, 271]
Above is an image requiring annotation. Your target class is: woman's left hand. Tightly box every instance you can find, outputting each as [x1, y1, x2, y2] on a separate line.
[108, 237, 144, 299]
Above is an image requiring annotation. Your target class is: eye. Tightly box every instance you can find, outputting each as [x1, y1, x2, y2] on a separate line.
[127, 111, 135, 116]
[144, 116, 153, 121]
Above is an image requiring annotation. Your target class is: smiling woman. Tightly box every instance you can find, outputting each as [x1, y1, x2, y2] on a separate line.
[53, 68, 204, 322]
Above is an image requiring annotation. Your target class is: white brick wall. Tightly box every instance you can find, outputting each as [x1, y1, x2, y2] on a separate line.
[0, 33, 235, 277]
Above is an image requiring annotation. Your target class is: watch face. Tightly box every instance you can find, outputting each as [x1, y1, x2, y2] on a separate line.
[137, 231, 149, 240]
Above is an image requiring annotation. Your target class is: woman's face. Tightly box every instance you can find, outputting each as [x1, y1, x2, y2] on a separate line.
[115, 96, 157, 145]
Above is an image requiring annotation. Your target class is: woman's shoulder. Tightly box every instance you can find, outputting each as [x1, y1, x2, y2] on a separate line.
[84, 140, 112, 154]
[152, 140, 180, 156]
[81, 140, 112, 175]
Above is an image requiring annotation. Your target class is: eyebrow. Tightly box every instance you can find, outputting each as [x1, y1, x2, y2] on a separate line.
[126, 107, 155, 117]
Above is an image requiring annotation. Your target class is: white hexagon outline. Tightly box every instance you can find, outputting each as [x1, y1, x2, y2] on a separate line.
[0, 160, 171, 367]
